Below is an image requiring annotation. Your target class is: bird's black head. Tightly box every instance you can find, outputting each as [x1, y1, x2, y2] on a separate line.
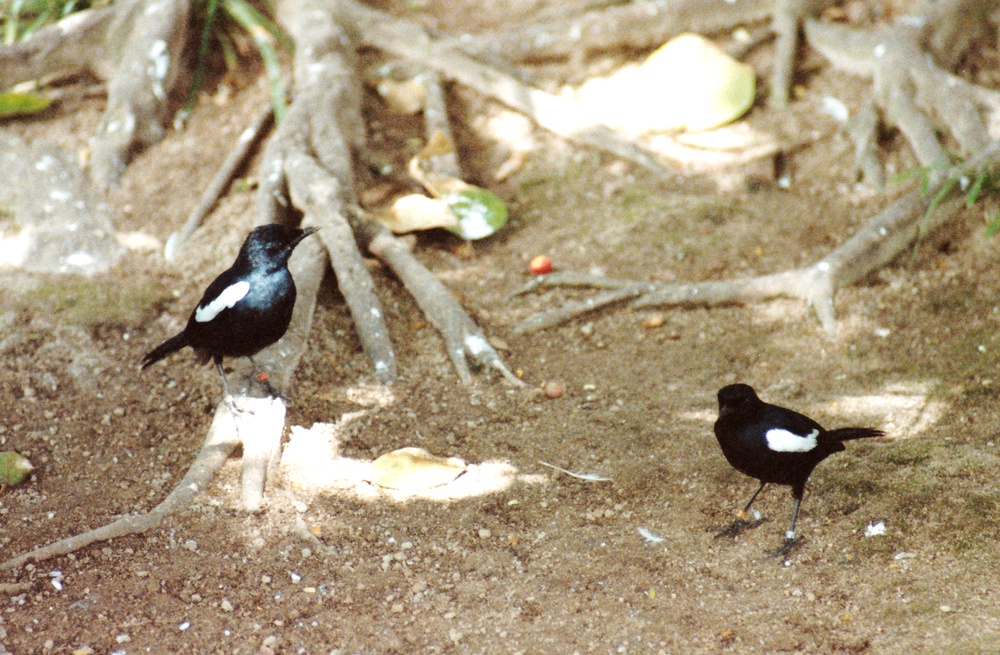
[717, 383, 761, 417]
[239, 224, 318, 269]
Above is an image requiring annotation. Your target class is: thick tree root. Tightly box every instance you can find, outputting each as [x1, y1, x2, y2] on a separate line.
[337, 0, 671, 176]
[165, 106, 274, 261]
[439, 0, 773, 63]
[0, 398, 283, 570]
[0, 0, 190, 188]
[804, 0, 997, 182]
[516, 141, 1000, 336]
[356, 217, 523, 386]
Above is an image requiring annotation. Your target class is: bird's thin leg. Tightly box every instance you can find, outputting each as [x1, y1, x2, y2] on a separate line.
[738, 481, 767, 521]
[247, 356, 279, 398]
[766, 490, 804, 558]
[715, 481, 767, 539]
[214, 356, 239, 412]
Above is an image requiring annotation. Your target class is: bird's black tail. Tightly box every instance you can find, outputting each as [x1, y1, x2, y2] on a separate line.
[825, 427, 885, 443]
[141, 332, 189, 369]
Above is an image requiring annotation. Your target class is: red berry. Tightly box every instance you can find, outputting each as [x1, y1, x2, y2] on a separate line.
[529, 255, 552, 275]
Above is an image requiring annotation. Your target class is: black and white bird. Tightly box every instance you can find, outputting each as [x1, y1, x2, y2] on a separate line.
[713, 383, 884, 556]
[142, 224, 318, 398]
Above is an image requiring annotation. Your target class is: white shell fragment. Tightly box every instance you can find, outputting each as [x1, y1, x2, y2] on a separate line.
[638, 527, 666, 543]
[864, 520, 887, 537]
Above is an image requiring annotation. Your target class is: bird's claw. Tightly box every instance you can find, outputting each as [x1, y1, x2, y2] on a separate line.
[765, 537, 801, 559]
[714, 517, 765, 540]
[256, 376, 280, 400]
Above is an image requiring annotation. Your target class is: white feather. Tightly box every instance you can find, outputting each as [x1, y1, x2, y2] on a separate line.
[195, 281, 250, 323]
[765, 428, 818, 452]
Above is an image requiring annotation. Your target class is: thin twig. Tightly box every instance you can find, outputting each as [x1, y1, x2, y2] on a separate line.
[165, 106, 274, 261]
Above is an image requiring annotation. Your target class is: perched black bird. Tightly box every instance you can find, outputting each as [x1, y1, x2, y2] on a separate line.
[713, 383, 883, 556]
[142, 224, 318, 398]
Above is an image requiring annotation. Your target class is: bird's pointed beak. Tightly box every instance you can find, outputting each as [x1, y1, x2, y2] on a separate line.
[291, 226, 319, 249]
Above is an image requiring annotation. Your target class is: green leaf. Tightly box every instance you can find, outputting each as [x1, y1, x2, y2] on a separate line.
[0, 451, 34, 486]
[0, 91, 51, 118]
[442, 187, 508, 240]
[967, 172, 986, 208]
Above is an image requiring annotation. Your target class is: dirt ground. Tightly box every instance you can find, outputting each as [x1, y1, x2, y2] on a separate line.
[4, 3, 1000, 654]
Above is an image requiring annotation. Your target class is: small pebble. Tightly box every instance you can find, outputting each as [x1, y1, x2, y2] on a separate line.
[478, 528, 492, 539]
[642, 313, 666, 329]
[543, 382, 563, 399]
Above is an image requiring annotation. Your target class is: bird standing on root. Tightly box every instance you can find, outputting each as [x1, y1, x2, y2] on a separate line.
[142, 224, 318, 400]
[713, 383, 884, 557]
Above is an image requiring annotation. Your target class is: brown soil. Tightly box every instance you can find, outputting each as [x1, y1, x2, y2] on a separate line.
[3, 5, 1000, 654]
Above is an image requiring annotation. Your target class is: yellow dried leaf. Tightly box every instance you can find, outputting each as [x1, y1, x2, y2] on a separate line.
[378, 194, 459, 234]
[370, 447, 466, 490]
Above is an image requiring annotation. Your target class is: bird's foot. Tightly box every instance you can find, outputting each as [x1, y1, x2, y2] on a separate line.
[223, 393, 263, 417]
[765, 536, 801, 559]
[714, 517, 765, 540]
[256, 372, 281, 399]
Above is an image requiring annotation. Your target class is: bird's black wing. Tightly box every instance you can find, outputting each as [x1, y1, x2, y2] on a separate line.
[191, 266, 243, 321]
[760, 403, 824, 437]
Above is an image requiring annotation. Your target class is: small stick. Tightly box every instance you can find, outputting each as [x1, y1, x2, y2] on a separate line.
[165, 106, 274, 261]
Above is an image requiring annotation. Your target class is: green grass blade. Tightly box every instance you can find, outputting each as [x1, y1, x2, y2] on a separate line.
[221, 0, 287, 123]
[985, 213, 1000, 237]
[181, 0, 220, 119]
[966, 171, 986, 208]
[911, 174, 961, 263]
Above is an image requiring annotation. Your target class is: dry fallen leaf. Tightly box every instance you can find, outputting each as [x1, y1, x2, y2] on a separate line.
[369, 447, 467, 490]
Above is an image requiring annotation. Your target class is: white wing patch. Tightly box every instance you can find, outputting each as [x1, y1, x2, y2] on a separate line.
[765, 428, 819, 453]
[195, 281, 250, 323]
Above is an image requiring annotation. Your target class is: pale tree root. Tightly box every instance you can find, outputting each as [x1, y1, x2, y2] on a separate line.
[0, 0, 191, 188]
[0, 0, 537, 572]
[164, 105, 275, 261]
[354, 216, 523, 386]
[515, 141, 1000, 337]
[0, 398, 282, 571]
[255, 0, 522, 386]
[2, 224, 329, 565]
[805, 0, 998, 184]
[438, 0, 774, 63]
[337, 0, 670, 176]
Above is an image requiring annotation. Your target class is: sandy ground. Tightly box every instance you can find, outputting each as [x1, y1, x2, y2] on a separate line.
[3, 2, 1000, 653]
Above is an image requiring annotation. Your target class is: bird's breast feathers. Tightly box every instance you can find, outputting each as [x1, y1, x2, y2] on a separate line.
[195, 281, 251, 323]
[765, 428, 819, 452]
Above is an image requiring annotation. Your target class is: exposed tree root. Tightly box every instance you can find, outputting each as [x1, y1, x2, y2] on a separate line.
[337, 0, 671, 176]
[3, 0, 995, 570]
[0, 0, 190, 188]
[805, 0, 998, 182]
[165, 105, 274, 261]
[0, 398, 279, 570]
[516, 140, 1000, 337]
[439, 0, 773, 63]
